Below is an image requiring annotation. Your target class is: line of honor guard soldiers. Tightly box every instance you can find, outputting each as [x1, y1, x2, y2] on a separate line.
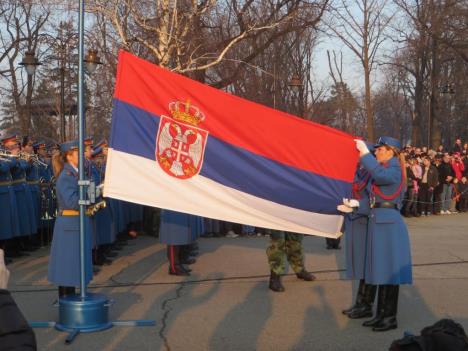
[0, 134, 144, 273]
[0, 133, 202, 289]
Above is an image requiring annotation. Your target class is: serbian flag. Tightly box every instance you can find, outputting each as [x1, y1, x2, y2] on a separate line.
[104, 51, 359, 237]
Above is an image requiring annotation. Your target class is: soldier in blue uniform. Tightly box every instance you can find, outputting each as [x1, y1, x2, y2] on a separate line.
[91, 144, 117, 258]
[22, 137, 40, 247]
[339, 143, 377, 319]
[34, 141, 55, 241]
[343, 136, 412, 332]
[0, 156, 18, 262]
[47, 141, 93, 298]
[84, 138, 113, 266]
[159, 210, 201, 276]
[2, 136, 33, 246]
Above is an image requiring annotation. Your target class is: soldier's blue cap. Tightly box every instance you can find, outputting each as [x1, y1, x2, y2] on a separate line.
[60, 140, 78, 152]
[374, 136, 402, 150]
[33, 141, 46, 149]
[91, 146, 103, 158]
[94, 139, 108, 149]
[1, 134, 19, 144]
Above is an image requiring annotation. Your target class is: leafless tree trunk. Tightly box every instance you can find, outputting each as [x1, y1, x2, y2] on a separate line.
[326, 0, 393, 141]
[0, 1, 50, 134]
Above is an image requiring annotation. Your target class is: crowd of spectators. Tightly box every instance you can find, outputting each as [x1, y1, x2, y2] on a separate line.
[401, 139, 468, 216]
[202, 139, 468, 239]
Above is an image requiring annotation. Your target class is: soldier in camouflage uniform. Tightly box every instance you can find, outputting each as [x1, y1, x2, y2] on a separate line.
[266, 230, 315, 292]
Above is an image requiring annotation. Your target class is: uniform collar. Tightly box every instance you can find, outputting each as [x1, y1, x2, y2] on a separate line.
[64, 162, 78, 174]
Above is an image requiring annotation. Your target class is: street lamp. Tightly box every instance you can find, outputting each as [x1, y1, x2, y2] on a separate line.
[19, 51, 42, 76]
[84, 49, 102, 74]
[288, 75, 303, 116]
[288, 75, 302, 94]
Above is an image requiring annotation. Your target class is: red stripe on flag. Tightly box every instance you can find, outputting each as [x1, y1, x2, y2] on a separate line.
[113, 50, 358, 182]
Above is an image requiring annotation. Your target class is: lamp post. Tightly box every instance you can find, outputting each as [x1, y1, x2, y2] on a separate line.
[22, 45, 102, 141]
[83, 50, 102, 134]
[84, 49, 102, 74]
[19, 51, 42, 75]
[440, 83, 455, 146]
[19, 52, 42, 133]
[428, 83, 455, 148]
[288, 75, 303, 116]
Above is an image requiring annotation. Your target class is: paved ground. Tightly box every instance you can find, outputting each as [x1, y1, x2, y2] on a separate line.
[8, 213, 468, 351]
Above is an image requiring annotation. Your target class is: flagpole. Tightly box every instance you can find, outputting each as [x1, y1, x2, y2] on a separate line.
[77, 0, 87, 299]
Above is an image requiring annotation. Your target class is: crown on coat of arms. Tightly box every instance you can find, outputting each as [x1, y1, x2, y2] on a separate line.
[169, 100, 205, 126]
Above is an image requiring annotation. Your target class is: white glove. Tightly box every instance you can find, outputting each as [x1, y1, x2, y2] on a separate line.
[337, 205, 353, 213]
[354, 139, 370, 156]
[0, 249, 10, 290]
[343, 198, 359, 208]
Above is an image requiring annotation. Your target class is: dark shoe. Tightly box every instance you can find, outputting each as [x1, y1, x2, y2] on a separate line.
[372, 317, 397, 331]
[58, 286, 76, 298]
[363, 315, 383, 327]
[106, 251, 119, 258]
[181, 264, 192, 273]
[363, 285, 386, 327]
[95, 257, 112, 266]
[372, 285, 399, 332]
[180, 257, 196, 265]
[342, 305, 355, 315]
[168, 265, 190, 276]
[343, 280, 367, 315]
[348, 305, 373, 319]
[269, 272, 285, 292]
[296, 270, 316, 281]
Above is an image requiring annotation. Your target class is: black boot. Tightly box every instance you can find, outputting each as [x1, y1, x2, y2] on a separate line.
[58, 286, 76, 298]
[269, 271, 285, 292]
[372, 285, 399, 332]
[296, 269, 316, 281]
[168, 245, 190, 276]
[348, 283, 376, 319]
[179, 245, 196, 265]
[342, 280, 365, 315]
[363, 285, 386, 327]
[94, 247, 112, 266]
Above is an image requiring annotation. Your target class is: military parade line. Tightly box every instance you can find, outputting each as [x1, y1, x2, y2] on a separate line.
[0, 133, 467, 346]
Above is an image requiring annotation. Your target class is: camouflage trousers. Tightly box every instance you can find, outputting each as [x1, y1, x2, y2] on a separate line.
[266, 230, 305, 275]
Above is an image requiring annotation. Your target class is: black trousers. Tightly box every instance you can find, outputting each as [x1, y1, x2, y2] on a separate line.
[459, 197, 468, 212]
[433, 185, 443, 214]
[418, 183, 433, 214]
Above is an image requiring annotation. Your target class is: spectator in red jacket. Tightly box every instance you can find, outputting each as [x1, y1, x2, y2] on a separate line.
[451, 153, 465, 181]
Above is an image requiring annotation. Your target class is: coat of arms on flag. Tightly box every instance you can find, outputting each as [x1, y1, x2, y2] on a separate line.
[155, 101, 209, 179]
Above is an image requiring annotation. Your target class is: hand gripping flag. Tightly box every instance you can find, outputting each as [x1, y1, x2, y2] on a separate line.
[104, 51, 359, 238]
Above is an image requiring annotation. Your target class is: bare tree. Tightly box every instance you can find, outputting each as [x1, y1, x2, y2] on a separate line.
[88, 0, 328, 83]
[326, 0, 393, 141]
[0, 1, 50, 134]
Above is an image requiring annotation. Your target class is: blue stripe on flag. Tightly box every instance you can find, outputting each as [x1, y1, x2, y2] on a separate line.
[110, 99, 351, 214]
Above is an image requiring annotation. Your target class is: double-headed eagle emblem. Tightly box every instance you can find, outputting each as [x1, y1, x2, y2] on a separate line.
[156, 101, 209, 179]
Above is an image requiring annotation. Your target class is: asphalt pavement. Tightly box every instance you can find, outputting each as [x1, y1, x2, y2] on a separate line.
[8, 213, 468, 351]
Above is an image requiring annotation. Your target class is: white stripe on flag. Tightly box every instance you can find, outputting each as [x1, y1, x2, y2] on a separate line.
[104, 149, 343, 238]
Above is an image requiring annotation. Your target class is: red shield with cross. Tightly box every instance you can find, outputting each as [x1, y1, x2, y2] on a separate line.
[155, 101, 209, 180]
